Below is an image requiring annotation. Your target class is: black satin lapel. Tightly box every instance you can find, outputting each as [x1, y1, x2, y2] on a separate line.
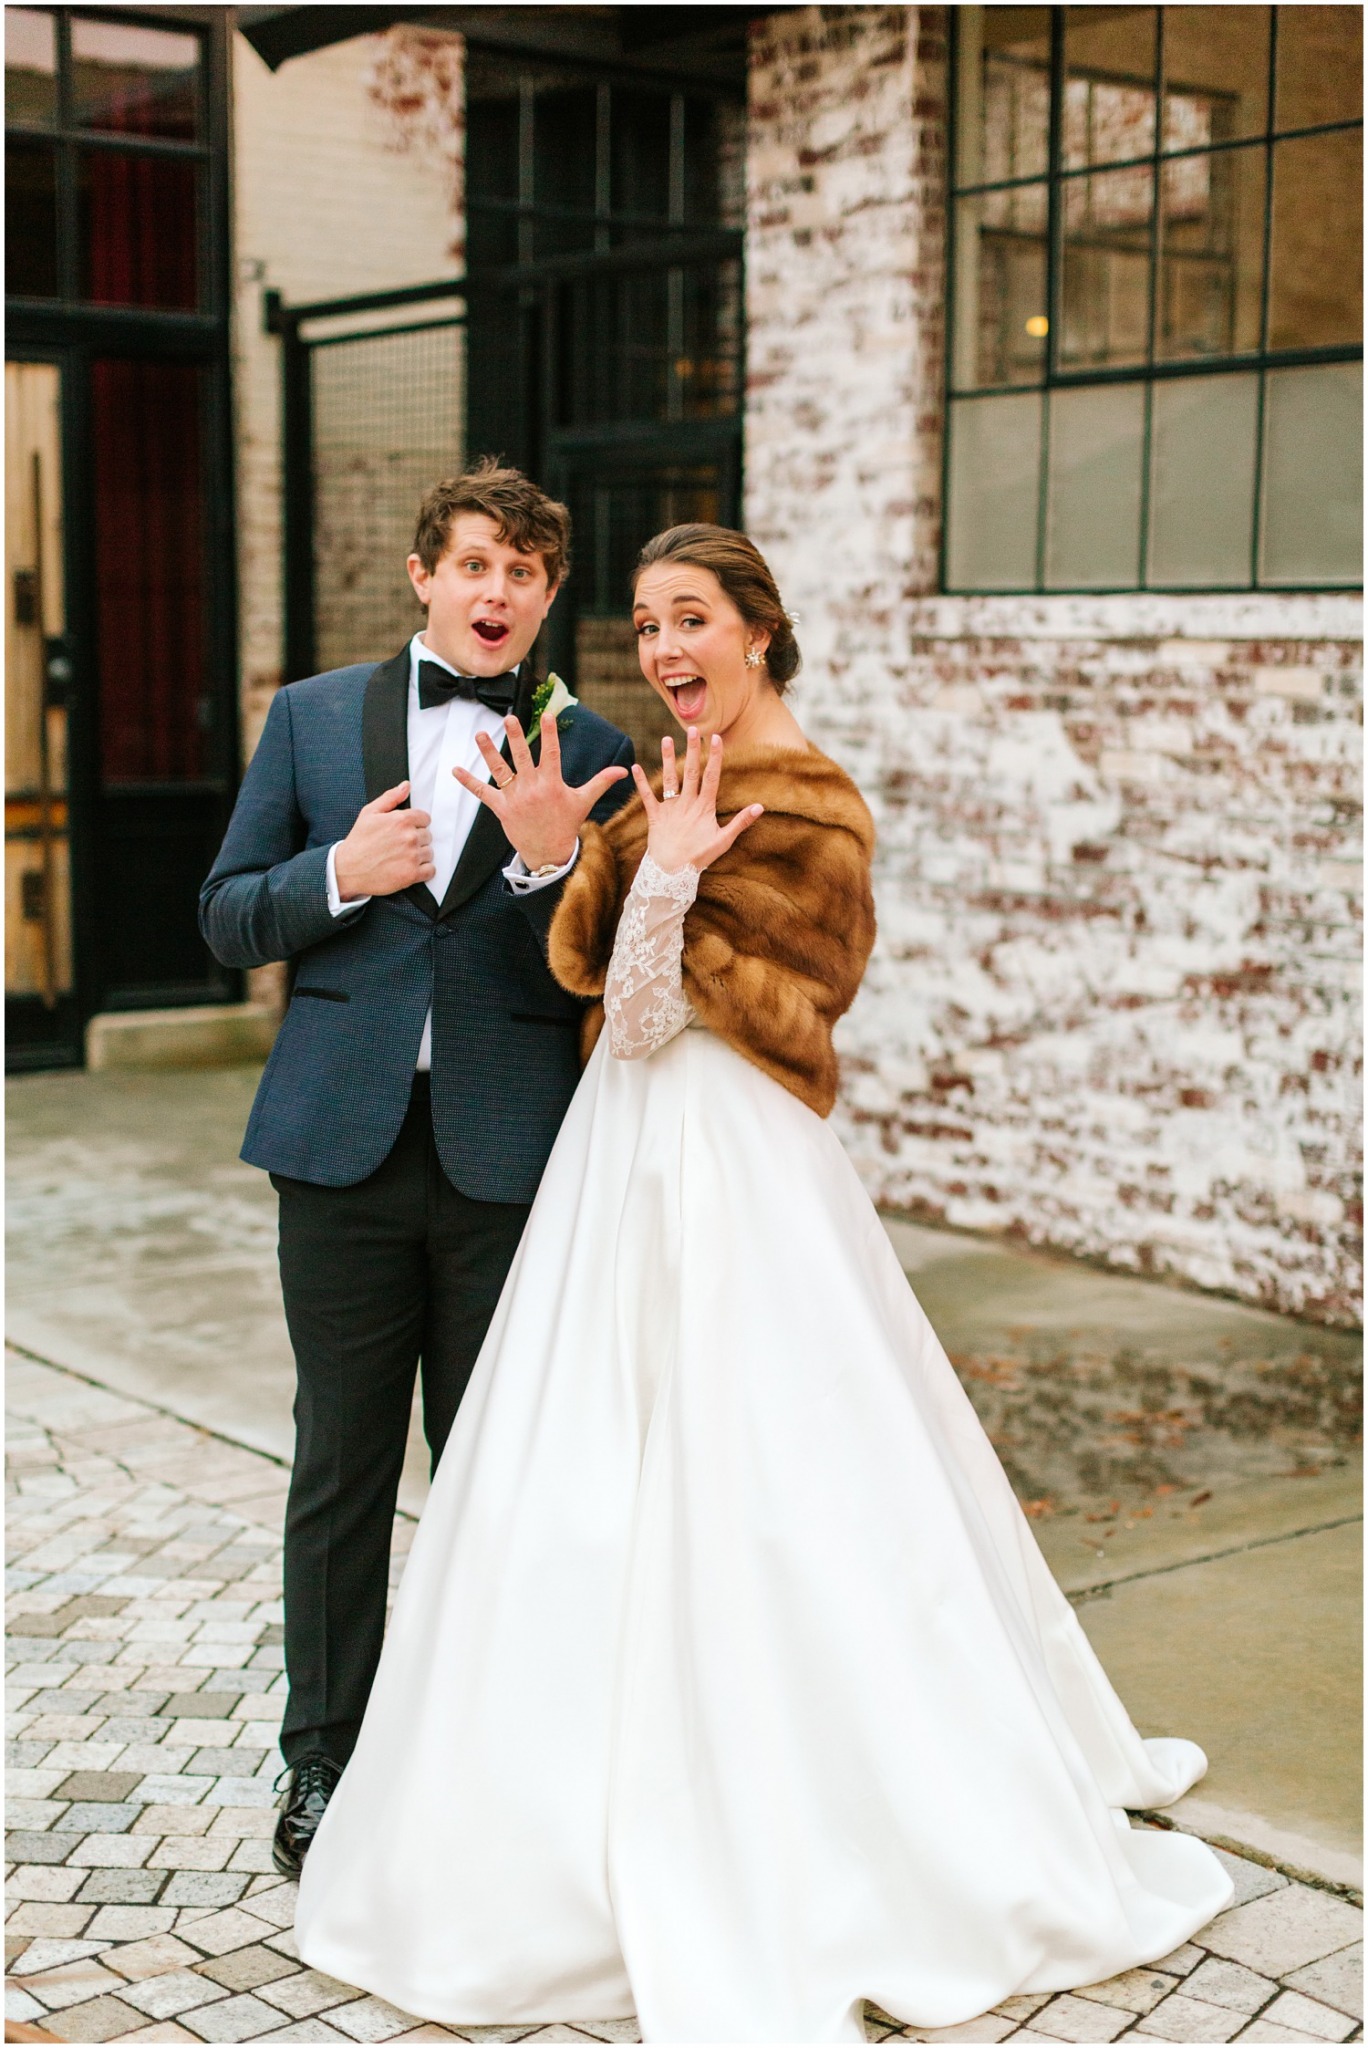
[361, 650, 412, 805]
[438, 729, 514, 918]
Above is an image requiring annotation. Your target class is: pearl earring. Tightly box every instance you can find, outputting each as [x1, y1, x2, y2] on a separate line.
[744, 648, 763, 670]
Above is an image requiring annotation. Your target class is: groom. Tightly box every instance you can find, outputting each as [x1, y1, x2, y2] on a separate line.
[200, 462, 634, 1875]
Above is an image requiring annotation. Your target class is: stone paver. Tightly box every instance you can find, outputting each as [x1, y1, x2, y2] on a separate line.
[8, 1354, 1363, 2044]
[1201, 1891, 1365, 1980]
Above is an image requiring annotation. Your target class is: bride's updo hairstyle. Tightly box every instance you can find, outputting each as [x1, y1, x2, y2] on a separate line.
[632, 524, 802, 694]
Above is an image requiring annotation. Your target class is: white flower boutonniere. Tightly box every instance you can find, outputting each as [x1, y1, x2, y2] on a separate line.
[530, 672, 579, 730]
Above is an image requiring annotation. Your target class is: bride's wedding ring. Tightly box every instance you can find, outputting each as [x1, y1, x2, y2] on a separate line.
[662, 788, 678, 800]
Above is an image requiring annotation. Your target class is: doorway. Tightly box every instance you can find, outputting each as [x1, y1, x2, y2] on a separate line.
[463, 47, 745, 762]
[5, 8, 239, 1069]
[6, 358, 77, 1066]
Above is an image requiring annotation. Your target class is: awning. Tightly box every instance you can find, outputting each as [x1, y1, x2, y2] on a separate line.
[234, 5, 773, 80]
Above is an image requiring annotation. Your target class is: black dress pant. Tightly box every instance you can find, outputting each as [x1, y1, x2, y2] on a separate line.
[273, 1075, 531, 1768]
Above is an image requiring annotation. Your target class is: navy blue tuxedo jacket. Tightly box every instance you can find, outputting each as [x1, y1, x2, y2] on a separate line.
[199, 650, 634, 1199]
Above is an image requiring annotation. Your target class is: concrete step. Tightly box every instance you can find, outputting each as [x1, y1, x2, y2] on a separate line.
[85, 1003, 278, 1071]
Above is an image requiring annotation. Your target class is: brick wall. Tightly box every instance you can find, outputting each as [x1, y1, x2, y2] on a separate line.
[745, 7, 1363, 1322]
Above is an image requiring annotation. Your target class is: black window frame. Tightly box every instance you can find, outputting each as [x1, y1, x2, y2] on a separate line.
[943, 5, 1364, 595]
[6, 3, 216, 316]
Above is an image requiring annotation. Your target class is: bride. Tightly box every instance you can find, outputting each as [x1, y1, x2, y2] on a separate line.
[295, 524, 1232, 2043]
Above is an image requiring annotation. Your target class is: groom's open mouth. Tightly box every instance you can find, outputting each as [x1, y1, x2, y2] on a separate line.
[664, 675, 707, 722]
[471, 619, 511, 648]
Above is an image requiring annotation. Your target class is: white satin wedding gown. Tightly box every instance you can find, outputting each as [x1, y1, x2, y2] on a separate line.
[295, 853, 1233, 2043]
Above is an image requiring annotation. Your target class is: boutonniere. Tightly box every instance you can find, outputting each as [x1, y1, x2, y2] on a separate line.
[530, 672, 578, 731]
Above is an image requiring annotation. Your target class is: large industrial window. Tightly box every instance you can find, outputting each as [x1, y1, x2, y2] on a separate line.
[944, 6, 1362, 592]
[5, 8, 208, 309]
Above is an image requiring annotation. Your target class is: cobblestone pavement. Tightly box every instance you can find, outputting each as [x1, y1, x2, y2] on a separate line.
[7, 1353, 1362, 2046]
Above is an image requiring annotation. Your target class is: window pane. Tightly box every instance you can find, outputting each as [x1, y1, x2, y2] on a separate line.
[70, 17, 199, 141]
[1158, 144, 1265, 359]
[1268, 129, 1362, 349]
[465, 65, 519, 201]
[5, 7, 56, 126]
[612, 87, 672, 225]
[532, 94, 593, 260]
[1045, 381, 1145, 587]
[1274, 5, 1363, 133]
[532, 84, 597, 258]
[952, 189, 1049, 388]
[684, 97, 742, 228]
[464, 64, 519, 269]
[1162, 7, 1270, 149]
[91, 359, 207, 783]
[1147, 372, 1257, 585]
[1260, 363, 1362, 585]
[679, 257, 743, 419]
[1059, 166, 1154, 368]
[77, 149, 198, 309]
[1064, 8, 1158, 169]
[945, 391, 1042, 589]
[559, 272, 665, 422]
[555, 262, 742, 426]
[5, 136, 58, 298]
[955, 5, 1051, 188]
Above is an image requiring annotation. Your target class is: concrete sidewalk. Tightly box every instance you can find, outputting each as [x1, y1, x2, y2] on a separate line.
[7, 1064, 1362, 1896]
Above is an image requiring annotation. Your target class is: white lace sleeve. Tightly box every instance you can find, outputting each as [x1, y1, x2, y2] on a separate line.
[604, 852, 699, 1060]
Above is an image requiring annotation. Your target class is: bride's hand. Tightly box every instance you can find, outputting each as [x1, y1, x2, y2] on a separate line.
[632, 729, 763, 875]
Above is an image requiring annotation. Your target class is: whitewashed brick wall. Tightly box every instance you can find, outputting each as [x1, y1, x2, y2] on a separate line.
[746, 7, 1363, 1323]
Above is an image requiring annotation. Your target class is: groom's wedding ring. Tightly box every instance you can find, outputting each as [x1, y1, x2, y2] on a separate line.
[494, 769, 515, 789]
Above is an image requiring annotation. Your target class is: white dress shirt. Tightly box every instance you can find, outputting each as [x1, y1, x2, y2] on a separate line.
[324, 633, 577, 1071]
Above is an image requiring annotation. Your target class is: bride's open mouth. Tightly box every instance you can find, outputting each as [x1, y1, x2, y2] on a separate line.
[472, 618, 511, 647]
[663, 675, 707, 722]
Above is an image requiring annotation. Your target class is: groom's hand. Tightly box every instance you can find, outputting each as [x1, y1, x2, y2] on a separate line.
[334, 782, 435, 899]
[452, 713, 629, 872]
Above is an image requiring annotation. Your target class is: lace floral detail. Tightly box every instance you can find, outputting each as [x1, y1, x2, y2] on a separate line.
[604, 852, 699, 1060]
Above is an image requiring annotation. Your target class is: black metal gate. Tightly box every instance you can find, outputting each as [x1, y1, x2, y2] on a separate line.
[266, 281, 468, 684]
[270, 243, 742, 772]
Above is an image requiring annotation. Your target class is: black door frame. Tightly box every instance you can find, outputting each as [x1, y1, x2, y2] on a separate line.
[5, 7, 240, 1066]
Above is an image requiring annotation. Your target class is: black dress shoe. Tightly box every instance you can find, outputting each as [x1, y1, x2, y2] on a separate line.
[272, 1754, 343, 1877]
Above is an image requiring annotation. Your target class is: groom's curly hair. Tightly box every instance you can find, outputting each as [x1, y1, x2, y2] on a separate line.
[413, 459, 572, 588]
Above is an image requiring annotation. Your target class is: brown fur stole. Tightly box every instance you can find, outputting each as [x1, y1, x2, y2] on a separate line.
[547, 744, 877, 1118]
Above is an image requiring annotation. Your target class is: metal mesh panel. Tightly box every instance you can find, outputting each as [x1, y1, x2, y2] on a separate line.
[310, 322, 464, 671]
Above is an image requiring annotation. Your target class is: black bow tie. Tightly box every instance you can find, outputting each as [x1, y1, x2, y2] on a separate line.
[417, 660, 520, 714]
